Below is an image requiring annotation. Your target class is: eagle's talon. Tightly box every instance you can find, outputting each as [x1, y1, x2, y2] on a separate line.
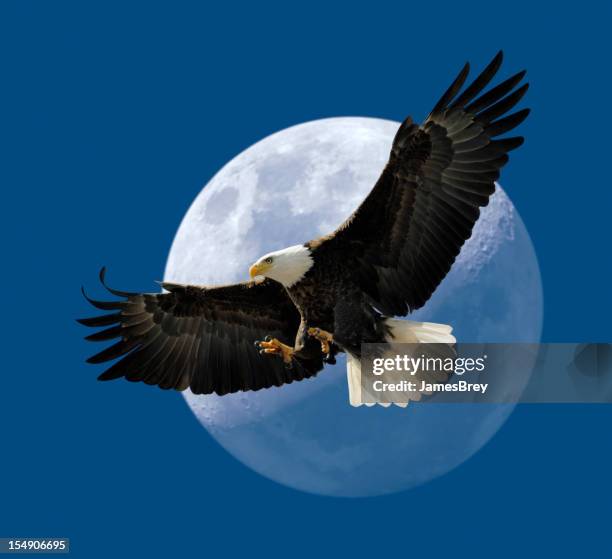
[256, 337, 294, 365]
[307, 327, 334, 357]
[307, 327, 333, 342]
[323, 354, 336, 365]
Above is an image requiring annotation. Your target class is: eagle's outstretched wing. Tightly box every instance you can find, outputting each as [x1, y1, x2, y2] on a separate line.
[317, 51, 529, 316]
[79, 269, 323, 394]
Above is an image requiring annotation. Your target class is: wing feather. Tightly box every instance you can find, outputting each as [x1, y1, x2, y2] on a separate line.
[78, 271, 324, 393]
[317, 51, 529, 315]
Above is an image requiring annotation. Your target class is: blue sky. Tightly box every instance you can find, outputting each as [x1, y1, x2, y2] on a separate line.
[0, 1, 610, 557]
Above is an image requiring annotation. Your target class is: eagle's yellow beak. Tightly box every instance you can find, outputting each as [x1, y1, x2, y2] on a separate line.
[249, 262, 269, 280]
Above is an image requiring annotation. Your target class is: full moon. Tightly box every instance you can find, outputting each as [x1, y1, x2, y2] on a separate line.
[165, 117, 543, 497]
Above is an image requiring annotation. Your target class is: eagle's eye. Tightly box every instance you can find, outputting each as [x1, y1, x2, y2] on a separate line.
[264, 257, 273, 264]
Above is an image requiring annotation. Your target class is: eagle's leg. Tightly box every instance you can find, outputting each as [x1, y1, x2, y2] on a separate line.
[255, 336, 294, 367]
[307, 327, 334, 359]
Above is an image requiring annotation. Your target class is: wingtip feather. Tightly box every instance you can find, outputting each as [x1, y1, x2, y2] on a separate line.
[97, 369, 123, 381]
[98, 267, 137, 297]
[430, 61, 470, 115]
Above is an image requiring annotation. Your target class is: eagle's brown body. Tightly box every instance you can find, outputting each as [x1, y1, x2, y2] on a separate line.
[287, 253, 387, 358]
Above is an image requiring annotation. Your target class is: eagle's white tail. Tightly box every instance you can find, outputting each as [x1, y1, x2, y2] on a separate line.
[346, 318, 456, 408]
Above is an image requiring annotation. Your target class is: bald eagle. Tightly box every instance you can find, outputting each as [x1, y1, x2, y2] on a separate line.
[80, 51, 529, 406]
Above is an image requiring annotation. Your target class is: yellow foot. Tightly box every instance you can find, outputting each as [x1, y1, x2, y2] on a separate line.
[307, 327, 334, 355]
[255, 336, 294, 367]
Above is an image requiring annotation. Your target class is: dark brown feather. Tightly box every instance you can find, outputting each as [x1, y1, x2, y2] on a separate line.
[315, 52, 529, 315]
[80, 272, 324, 393]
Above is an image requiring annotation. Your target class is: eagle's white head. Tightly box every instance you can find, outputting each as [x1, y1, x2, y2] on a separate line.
[249, 244, 314, 288]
